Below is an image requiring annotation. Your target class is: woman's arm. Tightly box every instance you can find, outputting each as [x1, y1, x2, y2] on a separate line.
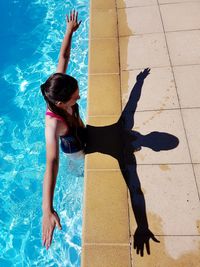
[56, 10, 82, 74]
[42, 119, 62, 250]
[42, 120, 59, 212]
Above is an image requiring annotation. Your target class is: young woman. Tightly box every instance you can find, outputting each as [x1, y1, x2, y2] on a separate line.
[41, 10, 85, 250]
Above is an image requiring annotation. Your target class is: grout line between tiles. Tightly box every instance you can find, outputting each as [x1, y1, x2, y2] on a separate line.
[157, 0, 200, 201]
[133, 107, 200, 112]
[155, 234, 200, 237]
[126, 63, 200, 71]
[119, 28, 200, 38]
[159, 1, 200, 6]
[90, 37, 120, 40]
[116, 1, 200, 10]
[117, 5, 157, 10]
[89, 63, 200, 75]
[83, 242, 130, 246]
[87, 107, 200, 117]
[86, 163, 200, 171]
[89, 72, 120, 75]
[91, 29, 200, 40]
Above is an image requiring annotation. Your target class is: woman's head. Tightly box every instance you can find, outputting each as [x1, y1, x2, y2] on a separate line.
[40, 73, 80, 110]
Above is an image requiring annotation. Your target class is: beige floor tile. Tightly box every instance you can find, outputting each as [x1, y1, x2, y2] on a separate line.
[173, 65, 200, 108]
[166, 30, 200, 66]
[118, 6, 163, 36]
[132, 236, 200, 266]
[89, 38, 119, 74]
[87, 74, 121, 116]
[128, 164, 200, 236]
[182, 108, 200, 163]
[120, 34, 170, 70]
[117, 0, 157, 8]
[82, 245, 131, 267]
[87, 116, 120, 126]
[159, 0, 198, 3]
[82, 170, 129, 243]
[91, 0, 115, 9]
[160, 3, 200, 32]
[85, 153, 120, 170]
[132, 109, 191, 164]
[121, 67, 179, 111]
[193, 164, 200, 198]
[90, 9, 117, 38]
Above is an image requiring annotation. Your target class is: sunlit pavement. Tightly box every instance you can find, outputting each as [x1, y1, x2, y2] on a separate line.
[82, 1, 200, 266]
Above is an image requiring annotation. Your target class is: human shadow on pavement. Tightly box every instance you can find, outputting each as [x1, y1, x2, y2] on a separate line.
[84, 68, 179, 257]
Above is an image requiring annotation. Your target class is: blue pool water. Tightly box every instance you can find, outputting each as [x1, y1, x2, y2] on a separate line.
[0, 0, 89, 266]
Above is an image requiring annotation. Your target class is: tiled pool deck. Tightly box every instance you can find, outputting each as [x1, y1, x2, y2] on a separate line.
[81, 0, 200, 266]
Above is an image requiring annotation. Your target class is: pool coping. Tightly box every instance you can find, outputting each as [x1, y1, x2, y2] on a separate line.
[81, 1, 132, 266]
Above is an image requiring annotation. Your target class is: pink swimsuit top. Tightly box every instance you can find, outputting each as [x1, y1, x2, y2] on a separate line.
[45, 110, 67, 124]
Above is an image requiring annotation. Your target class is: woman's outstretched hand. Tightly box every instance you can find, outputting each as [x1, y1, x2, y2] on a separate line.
[66, 10, 82, 33]
[42, 210, 62, 250]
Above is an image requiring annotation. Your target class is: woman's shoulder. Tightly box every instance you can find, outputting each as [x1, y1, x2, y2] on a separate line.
[46, 108, 67, 123]
[46, 116, 69, 137]
[45, 114, 60, 130]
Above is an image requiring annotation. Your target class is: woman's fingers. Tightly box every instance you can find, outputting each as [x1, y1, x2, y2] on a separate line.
[56, 218, 62, 230]
[42, 212, 60, 250]
[43, 229, 50, 249]
[46, 229, 54, 250]
[69, 10, 75, 21]
[67, 10, 79, 22]
[42, 227, 54, 250]
[78, 20, 82, 28]
[45, 228, 53, 250]
[53, 211, 62, 230]
[75, 11, 78, 23]
[73, 9, 76, 20]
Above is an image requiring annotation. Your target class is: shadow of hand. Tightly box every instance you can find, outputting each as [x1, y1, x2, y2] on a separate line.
[133, 227, 160, 257]
[136, 68, 151, 82]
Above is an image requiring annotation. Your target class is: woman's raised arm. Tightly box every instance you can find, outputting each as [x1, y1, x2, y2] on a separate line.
[56, 10, 82, 74]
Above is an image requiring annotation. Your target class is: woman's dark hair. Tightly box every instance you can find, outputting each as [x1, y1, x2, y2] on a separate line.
[40, 73, 79, 128]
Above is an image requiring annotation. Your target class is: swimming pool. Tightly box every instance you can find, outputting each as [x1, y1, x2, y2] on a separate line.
[0, 0, 89, 266]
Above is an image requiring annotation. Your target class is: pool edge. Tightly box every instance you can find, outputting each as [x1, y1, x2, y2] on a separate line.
[81, 1, 132, 266]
